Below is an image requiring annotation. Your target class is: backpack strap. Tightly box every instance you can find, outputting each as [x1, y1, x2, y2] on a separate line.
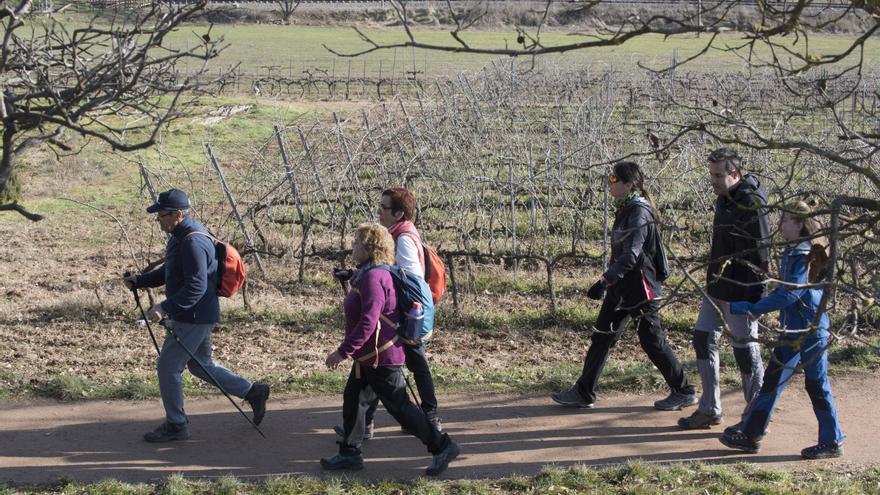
[185, 231, 221, 248]
[400, 330, 432, 346]
[357, 265, 401, 329]
[397, 231, 426, 274]
[349, 280, 399, 368]
[353, 320, 400, 369]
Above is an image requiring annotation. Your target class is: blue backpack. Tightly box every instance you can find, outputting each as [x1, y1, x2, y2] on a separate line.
[365, 264, 435, 345]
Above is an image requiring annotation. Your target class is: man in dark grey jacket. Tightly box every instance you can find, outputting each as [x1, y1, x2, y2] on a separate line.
[123, 189, 269, 442]
[679, 148, 771, 431]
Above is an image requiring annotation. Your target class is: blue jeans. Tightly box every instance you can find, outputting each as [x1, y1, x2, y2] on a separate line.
[743, 334, 845, 446]
[157, 321, 253, 425]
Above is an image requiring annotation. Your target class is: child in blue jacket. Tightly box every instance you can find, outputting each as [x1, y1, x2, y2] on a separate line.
[720, 201, 845, 459]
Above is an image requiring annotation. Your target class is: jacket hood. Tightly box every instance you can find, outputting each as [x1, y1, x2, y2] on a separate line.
[790, 241, 812, 256]
[729, 174, 765, 202]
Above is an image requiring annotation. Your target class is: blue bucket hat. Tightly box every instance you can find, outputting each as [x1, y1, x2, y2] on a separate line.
[146, 188, 190, 213]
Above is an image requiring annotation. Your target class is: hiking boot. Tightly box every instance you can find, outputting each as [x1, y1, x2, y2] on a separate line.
[334, 422, 374, 440]
[724, 422, 770, 436]
[245, 382, 270, 426]
[426, 440, 461, 476]
[551, 387, 594, 409]
[143, 421, 190, 443]
[678, 410, 723, 430]
[654, 391, 699, 411]
[320, 453, 364, 471]
[801, 443, 843, 460]
[719, 430, 761, 453]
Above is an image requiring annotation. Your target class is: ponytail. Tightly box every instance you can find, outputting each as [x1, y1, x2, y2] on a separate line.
[807, 244, 829, 284]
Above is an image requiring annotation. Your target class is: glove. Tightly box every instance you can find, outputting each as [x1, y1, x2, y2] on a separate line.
[122, 271, 137, 290]
[332, 268, 353, 282]
[586, 278, 608, 300]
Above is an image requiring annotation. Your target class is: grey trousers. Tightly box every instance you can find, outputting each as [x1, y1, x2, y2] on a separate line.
[157, 320, 253, 425]
[693, 297, 764, 421]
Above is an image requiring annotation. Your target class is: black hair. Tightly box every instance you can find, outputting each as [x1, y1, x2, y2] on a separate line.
[708, 147, 743, 174]
[613, 161, 658, 217]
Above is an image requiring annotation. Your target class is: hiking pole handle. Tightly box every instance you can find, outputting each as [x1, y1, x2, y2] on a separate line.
[333, 268, 351, 295]
[158, 320, 266, 439]
[125, 271, 161, 356]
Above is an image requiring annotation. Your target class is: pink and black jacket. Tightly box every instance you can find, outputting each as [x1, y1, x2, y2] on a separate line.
[603, 196, 663, 308]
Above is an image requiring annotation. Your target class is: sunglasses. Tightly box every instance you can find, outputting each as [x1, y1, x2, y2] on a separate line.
[608, 174, 619, 184]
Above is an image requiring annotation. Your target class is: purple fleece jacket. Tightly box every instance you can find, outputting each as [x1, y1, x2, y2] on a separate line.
[337, 264, 404, 366]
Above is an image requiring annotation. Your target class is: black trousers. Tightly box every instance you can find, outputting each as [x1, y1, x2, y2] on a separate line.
[340, 363, 449, 456]
[364, 343, 439, 423]
[576, 296, 694, 403]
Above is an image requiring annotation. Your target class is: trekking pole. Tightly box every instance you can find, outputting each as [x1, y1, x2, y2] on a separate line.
[124, 271, 161, 356]
[158, 319, 266, 439]
[403, 373, 421, 409]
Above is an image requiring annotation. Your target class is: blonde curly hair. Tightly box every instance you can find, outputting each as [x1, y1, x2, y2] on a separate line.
[356, 222, 396, 266]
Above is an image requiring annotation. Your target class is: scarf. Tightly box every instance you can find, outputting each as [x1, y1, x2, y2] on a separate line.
[387, 220, 418, 241]
[614, 191, 639, 209]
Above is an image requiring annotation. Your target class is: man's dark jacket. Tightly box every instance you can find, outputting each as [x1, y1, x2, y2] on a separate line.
[603, 197, 663, 309]
[135, 216, 220, 324]
[706, 174, 771, 303]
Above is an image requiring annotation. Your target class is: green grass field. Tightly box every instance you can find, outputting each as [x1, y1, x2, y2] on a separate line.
[46, 13, 880, 78]
[168, 25, 880, 77]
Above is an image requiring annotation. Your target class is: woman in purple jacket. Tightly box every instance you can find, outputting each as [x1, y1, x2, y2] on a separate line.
[321, 223, 460, 475]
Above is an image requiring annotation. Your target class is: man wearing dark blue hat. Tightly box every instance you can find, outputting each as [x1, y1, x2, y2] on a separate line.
[123, 188, 270, 442]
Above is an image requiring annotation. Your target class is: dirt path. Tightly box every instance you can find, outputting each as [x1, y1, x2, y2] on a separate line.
[2, 374, 878, 484]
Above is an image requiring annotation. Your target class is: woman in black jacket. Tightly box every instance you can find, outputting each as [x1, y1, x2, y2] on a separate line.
[551, 161, 697, 411]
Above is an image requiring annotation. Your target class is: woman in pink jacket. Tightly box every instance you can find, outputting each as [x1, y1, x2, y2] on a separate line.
[321, 223, 460, 475]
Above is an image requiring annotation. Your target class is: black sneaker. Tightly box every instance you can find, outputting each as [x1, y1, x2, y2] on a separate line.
[719, 431, 761, 453]
[426, 440, 461, 476]
[801, 443, 843, 459]
[143, 421, 190, 443]
[551, 387, 594, 408]
[724, 422, 769, 436]
[320, 453, 364, 471]
[677, 410, 723, 430]
[245, 382, 270, 426]
[334, 422, 374, 440]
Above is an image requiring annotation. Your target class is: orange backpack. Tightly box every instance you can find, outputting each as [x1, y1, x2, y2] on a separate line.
[186, 232, 247, 298]
[399, 231, 447, 304]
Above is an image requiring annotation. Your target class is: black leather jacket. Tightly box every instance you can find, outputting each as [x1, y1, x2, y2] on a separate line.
[706, 174, 771, 303]
[603, 196, 662, 308]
